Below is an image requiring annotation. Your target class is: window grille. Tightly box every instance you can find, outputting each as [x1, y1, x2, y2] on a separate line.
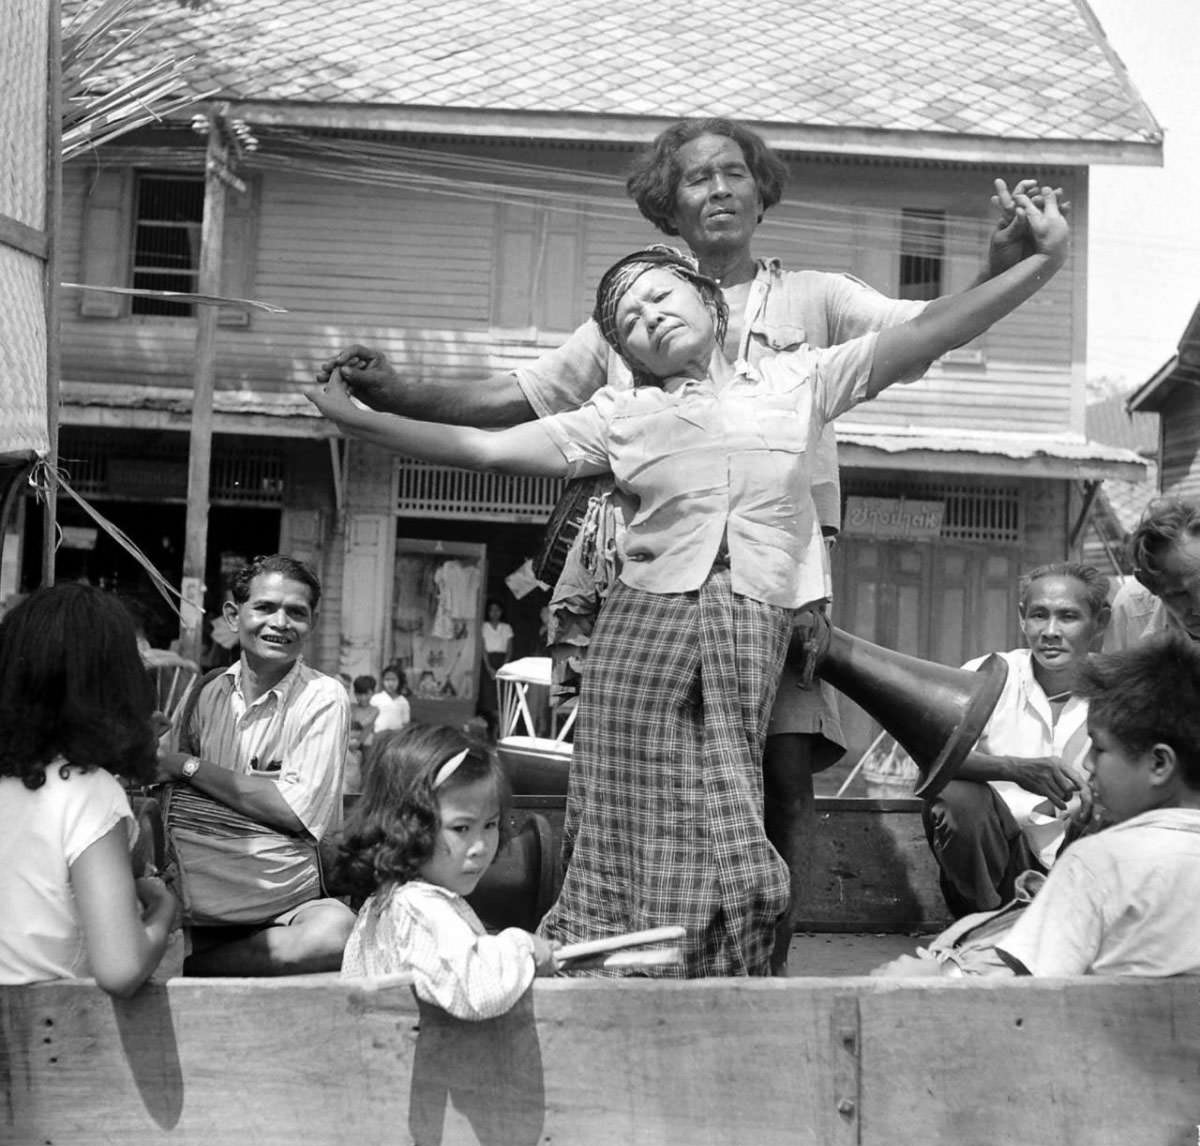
[56, 431, 285, 507]
[396, 460, 563, 523]
[131, 173, 204, 317]
[845, 477, 1021, 543]
[898, 208, 945, 301]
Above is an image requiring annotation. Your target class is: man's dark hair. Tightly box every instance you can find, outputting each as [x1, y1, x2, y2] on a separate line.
[1128, 496, 1200, 594]
[230, 554, 321, 611]
[1017, 562, 1110, 619]
[353, 674, 377, 694]
[0, 583, 157, 789]
[1076, 631, 1200, 789]
[625, 117, 789, 236]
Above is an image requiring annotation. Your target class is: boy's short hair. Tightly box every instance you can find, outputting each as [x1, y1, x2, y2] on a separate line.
[1076, 631, 1200, 788]
[352, 674, 376, 694]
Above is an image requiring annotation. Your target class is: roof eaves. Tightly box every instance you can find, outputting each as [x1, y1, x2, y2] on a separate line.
[210, 102, 1165, 167]
[1126, 354, 1198, 414]
[59, 381, 333, 440]
[837, 426, 1148, 482]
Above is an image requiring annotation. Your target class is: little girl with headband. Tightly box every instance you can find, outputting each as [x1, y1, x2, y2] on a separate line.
[334, 724, 558, 1019]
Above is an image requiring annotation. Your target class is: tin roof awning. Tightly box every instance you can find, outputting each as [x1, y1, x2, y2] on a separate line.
[59, 381, 334, 440]
[837, 425, 1147, 482]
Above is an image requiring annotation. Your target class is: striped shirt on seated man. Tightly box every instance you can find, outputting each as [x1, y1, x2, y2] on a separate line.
[158, 554, 354, 976]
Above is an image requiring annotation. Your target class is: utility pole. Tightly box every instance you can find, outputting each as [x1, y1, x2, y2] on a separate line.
[178, 106, 244, 662]
[41, 0, 63, 586]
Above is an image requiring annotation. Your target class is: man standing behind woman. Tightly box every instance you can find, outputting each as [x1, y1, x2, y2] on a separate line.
[318, 117, 1053, 972]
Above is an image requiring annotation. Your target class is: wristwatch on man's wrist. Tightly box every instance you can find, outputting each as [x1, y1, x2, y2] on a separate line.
[180, 756, 200, 781]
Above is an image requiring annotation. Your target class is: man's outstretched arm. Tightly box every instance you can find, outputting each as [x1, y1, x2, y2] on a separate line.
[315, 346, 535, 427]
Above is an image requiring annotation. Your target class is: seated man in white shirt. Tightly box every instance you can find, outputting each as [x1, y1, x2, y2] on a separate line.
[1104, 495, 1200, 651]
[996, 630, 1200, 976]
[923, 563, 1110, 916]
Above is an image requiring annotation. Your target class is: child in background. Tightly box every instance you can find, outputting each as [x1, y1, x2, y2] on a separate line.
[335, 725, 558, 1018]
[995, 631, 1200, 976]
[0, 584, 179, 996]
[370, 663, 411, 732]
[345, 674, 379, 795]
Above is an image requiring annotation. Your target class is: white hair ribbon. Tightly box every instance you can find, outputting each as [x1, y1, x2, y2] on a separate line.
[433, 749, 470, 789]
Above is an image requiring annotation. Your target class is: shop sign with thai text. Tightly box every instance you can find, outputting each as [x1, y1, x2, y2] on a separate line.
[843, 497, 945, 539]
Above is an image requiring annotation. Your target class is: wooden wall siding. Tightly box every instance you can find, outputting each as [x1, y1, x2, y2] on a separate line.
[1159, 391, 1200, 498]
[59, 145, 1082, 440]
[5, 976, 1199, 1146]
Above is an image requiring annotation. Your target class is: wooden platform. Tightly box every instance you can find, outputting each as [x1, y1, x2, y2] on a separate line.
[5, 975, 1200, 1145]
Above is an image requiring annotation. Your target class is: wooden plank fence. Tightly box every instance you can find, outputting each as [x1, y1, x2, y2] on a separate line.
[4, 974, 1200, 1145]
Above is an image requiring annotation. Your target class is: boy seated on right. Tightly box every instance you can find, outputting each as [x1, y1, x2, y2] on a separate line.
[995, 630, 1200, 976]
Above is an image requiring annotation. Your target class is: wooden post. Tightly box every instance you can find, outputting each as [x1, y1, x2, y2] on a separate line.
[177, 111, 228, 662]
[41, 0, 63, 587]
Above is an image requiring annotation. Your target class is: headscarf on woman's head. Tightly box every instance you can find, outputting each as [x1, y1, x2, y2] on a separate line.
[592, 246, 728, 387]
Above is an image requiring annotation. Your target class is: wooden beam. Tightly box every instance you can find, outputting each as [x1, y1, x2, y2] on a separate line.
[178, 115, 229, 662]
[197, 102, 1165, 168]
[0, 213, 48, 260]
[41, 0, 63, 587]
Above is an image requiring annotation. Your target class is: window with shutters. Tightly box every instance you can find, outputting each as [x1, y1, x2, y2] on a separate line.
[77, 165, 258, 327]
[491, 200, 585, 337]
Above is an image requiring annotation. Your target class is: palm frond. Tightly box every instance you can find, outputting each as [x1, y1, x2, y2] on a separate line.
[61, 0, 214, 161]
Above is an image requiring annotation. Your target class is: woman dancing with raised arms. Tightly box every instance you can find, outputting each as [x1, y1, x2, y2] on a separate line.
[310, 188, 1068, 977]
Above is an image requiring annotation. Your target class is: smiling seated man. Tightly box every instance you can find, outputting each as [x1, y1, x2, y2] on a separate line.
[157, 554, 354, 975]
[922, 563, 1110, 917]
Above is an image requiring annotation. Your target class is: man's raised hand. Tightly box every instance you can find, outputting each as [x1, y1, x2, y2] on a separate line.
[315, 344, 399, 411]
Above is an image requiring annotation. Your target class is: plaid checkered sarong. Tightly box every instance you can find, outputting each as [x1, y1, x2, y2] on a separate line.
[538, 567, 791, 976]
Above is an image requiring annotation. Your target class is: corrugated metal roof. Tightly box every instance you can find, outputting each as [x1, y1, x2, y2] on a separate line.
[1085, 395, 1158, 454]
[91, 0, 1161, 160]
[838, 424, 1147, 481]
[58, 381, 332, 439]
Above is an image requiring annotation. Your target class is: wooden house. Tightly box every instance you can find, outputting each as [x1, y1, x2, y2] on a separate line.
[1126, 300, 1200, 499]
[22, 0, 1160, 756]
[1079, 395, 1159, 574]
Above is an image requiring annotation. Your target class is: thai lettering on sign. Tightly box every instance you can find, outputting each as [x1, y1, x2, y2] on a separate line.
[842, 497, 945, 540]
